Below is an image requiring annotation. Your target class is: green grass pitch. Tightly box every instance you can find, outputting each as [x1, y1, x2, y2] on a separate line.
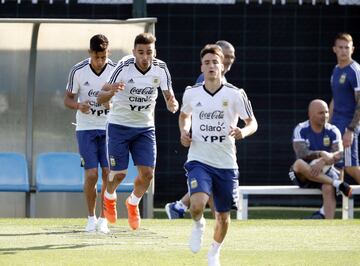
[0, 218, 360, 265]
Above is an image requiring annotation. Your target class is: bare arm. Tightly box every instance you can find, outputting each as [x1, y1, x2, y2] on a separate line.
[162, 89, 179, 113]
[64, 91, 90, 114]
[319, 141, 344, 165]
[348, 91, 360, 130]
[179, 111, 192, 147]
[329, 99, 334, 123]
[97, 82, 124, 104]
[343, 91, 360, 147]
[229, 116, 258, 140]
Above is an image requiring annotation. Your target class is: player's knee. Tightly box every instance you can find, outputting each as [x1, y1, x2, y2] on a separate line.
[139, 170, 154, 182]
[190, 202, 204, 215]
[322, 184, 335, 197]
[292, 159, 305, 172]
[85, 168, 98, 184]
[216, 213, 230, 227]
[109, 170, 126, 183]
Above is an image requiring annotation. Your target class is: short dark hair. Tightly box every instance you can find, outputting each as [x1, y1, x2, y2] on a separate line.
[90, 34, 109, 52]
[134, 32, 156, 47]
[334, 32, 353, 45]
[200, 44, 224, 62]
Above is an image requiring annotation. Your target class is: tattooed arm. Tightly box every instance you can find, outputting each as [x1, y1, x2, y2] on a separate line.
[293, 141, 321, 161]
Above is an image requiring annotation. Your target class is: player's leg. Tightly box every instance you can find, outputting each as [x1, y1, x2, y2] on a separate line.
[292, 159, 334, 185]
[321, 184, 336, 219]
[344, 131, 360, 184]
[97, 131, 110, 233]
[76, 130, 100, 232]
[104, 123, 130, 224]
[125, 126, 156, 230]
[208, 167, 238, 266]
[185, 161, 211, 253]
[292, 159, 351, 196]
[165, 193, 189, 219]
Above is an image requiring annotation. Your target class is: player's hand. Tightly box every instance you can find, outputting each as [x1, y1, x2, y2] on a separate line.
[229, 126, 244, 140]
[102, 102, 111, 109]
[110, 82, 125, 94]
[319, 151, 334, 164]
[310, 159, 325, 177]
[343, 129, 354, 148]
[180, 131, 191, 147]
[167, 95, 179, 113]
[78, 100, 91, 114]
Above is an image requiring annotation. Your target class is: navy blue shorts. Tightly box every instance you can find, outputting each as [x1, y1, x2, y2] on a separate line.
[76, 130, 108, 170]
[107, 123, 156, 171]
[184, 160, 239, 213]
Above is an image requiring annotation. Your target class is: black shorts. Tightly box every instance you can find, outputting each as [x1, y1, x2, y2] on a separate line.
[288, 165, 340, 189]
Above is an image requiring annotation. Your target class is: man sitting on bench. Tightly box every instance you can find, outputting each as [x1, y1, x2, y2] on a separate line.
[288, 99, 352, 219]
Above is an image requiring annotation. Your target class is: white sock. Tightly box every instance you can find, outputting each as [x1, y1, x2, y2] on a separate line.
[195, 216, 205, 228]
[175, 200, 188, 211]
[128, 192, 141, 205]
[332, 180, 341, 189]
[104, 191, 117, 200]
[88, 215, 97, 222]
[319, 206, 325, 215]
[208, 240, 222, 256]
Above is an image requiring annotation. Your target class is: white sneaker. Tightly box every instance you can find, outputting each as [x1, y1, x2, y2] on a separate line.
[97, 217, 110, 234]
[189, 217, 206, 253]
[85, 217, 97, 232]
[208, 251, 220, 266]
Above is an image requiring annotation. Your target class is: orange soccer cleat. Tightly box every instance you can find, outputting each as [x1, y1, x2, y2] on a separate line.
[103, 196, 117, 224]
[125, 197, 141, 230]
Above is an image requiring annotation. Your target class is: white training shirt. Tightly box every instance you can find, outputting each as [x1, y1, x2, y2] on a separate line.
[106, 55, 172, 128]
[66, 58, 116, 131]
[181, 83, 254, 169]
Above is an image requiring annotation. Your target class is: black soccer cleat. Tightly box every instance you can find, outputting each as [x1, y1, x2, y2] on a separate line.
[339, 182, 353, 197]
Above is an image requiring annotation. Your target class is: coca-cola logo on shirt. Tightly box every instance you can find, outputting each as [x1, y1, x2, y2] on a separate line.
[88, 89, 100, 97]
[129, 87, 154, 95]
[199, 110, 224, 120]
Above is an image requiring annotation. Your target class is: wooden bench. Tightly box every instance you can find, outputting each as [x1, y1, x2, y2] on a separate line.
[237, 185, 360, 220]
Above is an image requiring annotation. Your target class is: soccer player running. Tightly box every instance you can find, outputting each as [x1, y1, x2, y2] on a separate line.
[330, 33, 360, 184]
[64, 34, 116, 233]
[165, 40, 236, 219]
[97, 32, 179, 230]
[179, 44, 257, 266]
[288, 100, 352, 219]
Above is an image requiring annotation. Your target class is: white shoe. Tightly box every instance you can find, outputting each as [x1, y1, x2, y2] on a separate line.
[85, 217, 97, 232]
[97, 217, 110, 234]
[189, 217, 206, 253]
[208, 251, 220, 266]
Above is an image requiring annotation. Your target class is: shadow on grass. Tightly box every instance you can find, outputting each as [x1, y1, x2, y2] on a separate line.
[0, 243, 90, 255]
